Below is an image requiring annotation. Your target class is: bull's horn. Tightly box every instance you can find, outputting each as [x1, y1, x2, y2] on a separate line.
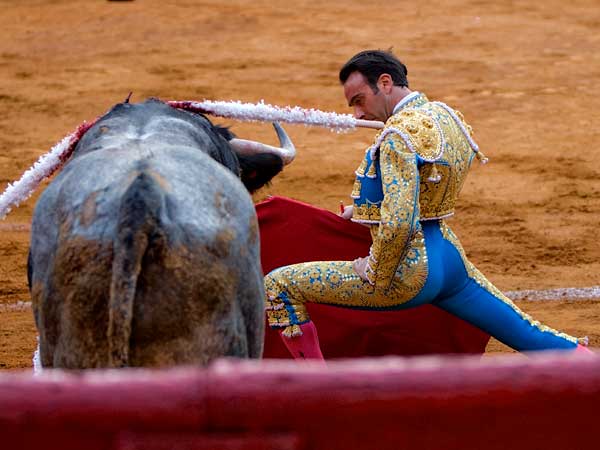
[272, 122, 296, 164]
[229, 122, 296, 165]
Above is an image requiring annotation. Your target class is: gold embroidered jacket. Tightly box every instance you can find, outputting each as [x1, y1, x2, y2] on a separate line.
[351, 92, 483, 289]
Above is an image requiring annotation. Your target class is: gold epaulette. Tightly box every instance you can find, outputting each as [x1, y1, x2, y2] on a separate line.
[383, 109, 444, 162]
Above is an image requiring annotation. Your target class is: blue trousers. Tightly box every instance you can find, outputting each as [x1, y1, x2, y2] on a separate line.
[407, 221, 577, 351]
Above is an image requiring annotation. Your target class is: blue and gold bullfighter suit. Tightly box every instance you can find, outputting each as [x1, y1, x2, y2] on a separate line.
[265, 92, 587, 356]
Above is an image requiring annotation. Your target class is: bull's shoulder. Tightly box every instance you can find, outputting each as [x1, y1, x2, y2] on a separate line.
[71, 99, 240, 176]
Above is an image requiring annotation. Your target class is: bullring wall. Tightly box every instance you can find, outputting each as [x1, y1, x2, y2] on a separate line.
[1, 353, 598, 450]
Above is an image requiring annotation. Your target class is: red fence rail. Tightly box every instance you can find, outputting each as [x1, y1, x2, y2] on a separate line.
[1, 353, 599, 450]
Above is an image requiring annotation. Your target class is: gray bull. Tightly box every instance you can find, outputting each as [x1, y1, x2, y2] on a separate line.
[28, 99, 294, 368]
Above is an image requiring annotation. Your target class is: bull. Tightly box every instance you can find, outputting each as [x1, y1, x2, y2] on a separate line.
[28, 98, 295, 368]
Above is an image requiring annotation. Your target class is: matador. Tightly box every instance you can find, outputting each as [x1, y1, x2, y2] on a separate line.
[265, 50, 592, 359]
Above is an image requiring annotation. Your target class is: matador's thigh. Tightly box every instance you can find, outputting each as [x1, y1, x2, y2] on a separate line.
[265, 261, 423, 337]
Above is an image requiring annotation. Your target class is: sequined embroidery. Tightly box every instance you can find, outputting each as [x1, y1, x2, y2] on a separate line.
[366, 140, 426, 290]
[351, 178, 362, 200]
[353, 93, 480, 222]
[265, 254, 427, 337]
[355, 157, 367, 178]
[368, 110, 445, 162]
[353, 203, 381, 223]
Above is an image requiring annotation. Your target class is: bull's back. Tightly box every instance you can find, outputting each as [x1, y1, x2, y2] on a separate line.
[30, 103, 263, 368]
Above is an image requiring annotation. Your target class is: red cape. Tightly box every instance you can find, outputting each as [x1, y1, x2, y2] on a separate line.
[257, 196, 490, 358]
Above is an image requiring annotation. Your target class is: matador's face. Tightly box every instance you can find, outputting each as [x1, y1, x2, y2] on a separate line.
[343, 71, 389, 122]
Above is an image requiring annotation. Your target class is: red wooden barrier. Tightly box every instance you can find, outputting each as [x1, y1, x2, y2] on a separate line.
[2, 353, 598, 450]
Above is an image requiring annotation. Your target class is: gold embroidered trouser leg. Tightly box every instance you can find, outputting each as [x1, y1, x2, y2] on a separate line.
[265, 260, 424, 337]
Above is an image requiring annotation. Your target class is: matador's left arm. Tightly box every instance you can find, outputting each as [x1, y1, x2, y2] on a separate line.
[364, 135, 421, 288]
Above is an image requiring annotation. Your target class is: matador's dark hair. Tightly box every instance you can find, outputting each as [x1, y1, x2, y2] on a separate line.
[339, 49, 409, 91]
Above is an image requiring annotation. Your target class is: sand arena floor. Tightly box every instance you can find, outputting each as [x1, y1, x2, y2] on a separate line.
[1, 0, 599, 369]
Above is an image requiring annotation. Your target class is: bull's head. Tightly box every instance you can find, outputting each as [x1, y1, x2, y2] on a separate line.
[223, 123, 296, 193]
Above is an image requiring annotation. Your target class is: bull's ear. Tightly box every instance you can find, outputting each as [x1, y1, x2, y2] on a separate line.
[214, 125, 236, 141]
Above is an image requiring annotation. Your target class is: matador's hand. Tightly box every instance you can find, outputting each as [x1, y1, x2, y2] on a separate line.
[352, 256, 370, 282]
[340, 205, 369, 228]
[339, 204, 354, 220]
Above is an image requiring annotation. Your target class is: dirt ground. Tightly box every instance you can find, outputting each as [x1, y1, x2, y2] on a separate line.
[1, 0, 599, 370]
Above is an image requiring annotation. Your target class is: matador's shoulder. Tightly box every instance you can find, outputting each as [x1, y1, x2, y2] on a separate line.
[374, 108, 444, 162]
